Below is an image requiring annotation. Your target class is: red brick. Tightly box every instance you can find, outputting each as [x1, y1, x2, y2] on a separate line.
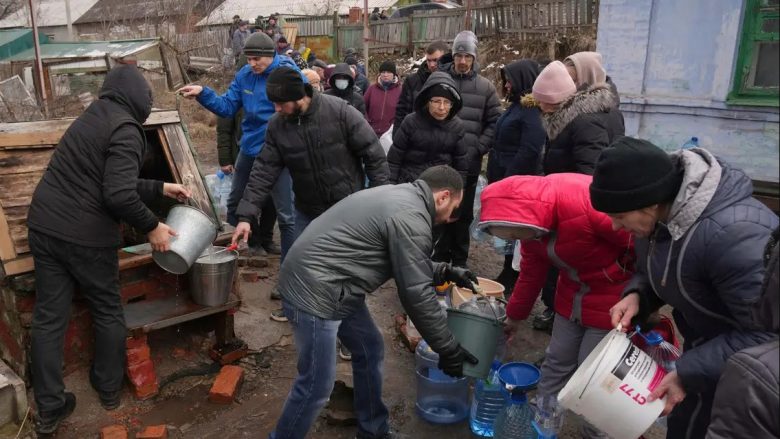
[209, 365, 244, 404]
[100, 424, 128, 439]
[127, 344, 151, 364]
[395, 315, 421, 353]
[127, 360, 159, 400]
[240, 270, 259, 282]
[126, 335, 148, 350]
[136, 425, 168, 439]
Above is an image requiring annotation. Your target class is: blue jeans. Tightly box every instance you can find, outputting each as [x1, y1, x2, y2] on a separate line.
[270, 300, 389, 439]
[227, 151, 296, 262]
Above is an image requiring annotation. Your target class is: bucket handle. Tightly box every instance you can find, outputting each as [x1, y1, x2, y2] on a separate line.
[472, 288, 502, 321]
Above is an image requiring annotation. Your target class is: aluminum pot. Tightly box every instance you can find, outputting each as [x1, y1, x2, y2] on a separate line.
[152, 204, 218, 274]
[189, 246, 237, 306]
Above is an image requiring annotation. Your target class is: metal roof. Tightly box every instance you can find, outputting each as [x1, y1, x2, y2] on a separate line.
[2, 38, 158, 61]
[196, 0, 397, 26]
[0, 0, 101, 29]
[74, 0, 206, 24]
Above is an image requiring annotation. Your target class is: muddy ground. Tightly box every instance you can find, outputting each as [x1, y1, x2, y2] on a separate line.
[14, 236, 665, 439]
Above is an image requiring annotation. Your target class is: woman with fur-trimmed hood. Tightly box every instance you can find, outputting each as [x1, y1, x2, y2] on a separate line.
[533, 60, 624, 175]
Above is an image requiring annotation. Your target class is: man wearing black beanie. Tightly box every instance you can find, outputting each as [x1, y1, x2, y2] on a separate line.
[590, 136, 778, 438]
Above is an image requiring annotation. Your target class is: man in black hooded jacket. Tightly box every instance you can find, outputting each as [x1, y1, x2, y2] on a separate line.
[26, 64, 190, 436]
[324, 62, 366, 115]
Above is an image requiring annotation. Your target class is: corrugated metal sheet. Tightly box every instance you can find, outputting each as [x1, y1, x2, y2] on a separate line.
[0, 0, 101, 28]
[196, 0, 396, 26]
[75, 0, 201, 24]
[3, 38, 158, 61]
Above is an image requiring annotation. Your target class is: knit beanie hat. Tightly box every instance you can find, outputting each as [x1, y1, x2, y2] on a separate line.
[266, 67, 306, 102]
[243, 32, 276, 57]
[344, 55, 358, 66]
[379, 60, 397, 76]
[532, 61, 577, 104]
[565, 51, 607, 87]
[590, 136, 684, 214]
[452, 30, 478, 58]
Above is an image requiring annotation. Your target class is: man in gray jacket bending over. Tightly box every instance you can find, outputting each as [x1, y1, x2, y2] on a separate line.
[267, 165, 479, 439]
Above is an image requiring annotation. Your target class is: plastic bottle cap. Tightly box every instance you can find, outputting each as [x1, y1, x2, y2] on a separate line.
[642, 330, 664, 346]
[216, 169, 225, 179]
[691, 137, 698, 141]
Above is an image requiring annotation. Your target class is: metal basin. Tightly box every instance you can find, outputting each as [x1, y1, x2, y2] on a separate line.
[152, 204, 218, 274]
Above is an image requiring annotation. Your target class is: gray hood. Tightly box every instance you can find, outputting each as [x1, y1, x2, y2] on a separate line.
[665, 148, 723, 240]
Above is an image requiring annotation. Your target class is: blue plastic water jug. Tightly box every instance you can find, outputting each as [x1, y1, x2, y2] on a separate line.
[414, 340, 469, 424]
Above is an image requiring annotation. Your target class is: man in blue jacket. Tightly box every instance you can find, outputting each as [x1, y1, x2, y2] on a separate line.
[590, 137, 778, 439]
[178, 32, 299, 263]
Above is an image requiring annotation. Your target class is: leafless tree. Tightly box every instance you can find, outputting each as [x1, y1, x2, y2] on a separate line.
[0, 0, 22, 21]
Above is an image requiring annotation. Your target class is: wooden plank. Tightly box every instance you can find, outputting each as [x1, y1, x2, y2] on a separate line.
[2, 255, 33, 276]
[0, 149, 54, 175]
[0, 111, 181, 149]
[157, 128, 181, 184]
[0, 206, 16, 261]
[161, 124, 216, 221]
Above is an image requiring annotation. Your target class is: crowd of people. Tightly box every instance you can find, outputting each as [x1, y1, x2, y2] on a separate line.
[25, 19, 778, 439]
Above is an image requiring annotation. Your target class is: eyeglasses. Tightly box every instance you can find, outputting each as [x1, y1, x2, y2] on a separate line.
[429, 98, 453, 108]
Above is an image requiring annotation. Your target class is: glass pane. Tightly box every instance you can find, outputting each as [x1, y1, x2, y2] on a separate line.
[753, 42, 780, 87]
[763, 17, 780, 32]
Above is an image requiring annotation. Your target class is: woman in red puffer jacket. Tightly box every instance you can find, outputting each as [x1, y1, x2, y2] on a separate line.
[478, 173, 634, 436]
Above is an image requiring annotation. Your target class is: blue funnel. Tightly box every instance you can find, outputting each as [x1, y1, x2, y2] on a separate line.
[498, 362, 540, 402]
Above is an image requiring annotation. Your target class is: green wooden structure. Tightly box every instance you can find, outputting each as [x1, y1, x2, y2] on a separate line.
[0, 29, 49, 61]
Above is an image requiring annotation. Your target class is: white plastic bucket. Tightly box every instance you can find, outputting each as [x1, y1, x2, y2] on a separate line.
[557, 329, 666, 439]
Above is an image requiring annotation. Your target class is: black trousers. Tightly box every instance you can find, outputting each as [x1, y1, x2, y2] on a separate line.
[249, 196, 276, 248]
[29, 230, 126, 413]
[433, 175, 478, 267]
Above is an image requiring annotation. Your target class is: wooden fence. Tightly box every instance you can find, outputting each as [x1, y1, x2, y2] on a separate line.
[338, 0, 598, 56]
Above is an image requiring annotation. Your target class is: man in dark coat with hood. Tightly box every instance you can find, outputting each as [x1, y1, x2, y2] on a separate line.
[27, 64, 191, 435]
[707, 227, 779, 438]
[592, 137, 779, 439]
[393, 39, 450, 135]
[435, 30, 501, 268]
[324, 62, 366, 116]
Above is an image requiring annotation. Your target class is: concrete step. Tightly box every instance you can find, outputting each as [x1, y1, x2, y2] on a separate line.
[0, 358, 27, 428]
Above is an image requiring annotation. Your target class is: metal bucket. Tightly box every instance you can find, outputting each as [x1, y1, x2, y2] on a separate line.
[188, 246, 238, 306]
[152, 204, 218, 274]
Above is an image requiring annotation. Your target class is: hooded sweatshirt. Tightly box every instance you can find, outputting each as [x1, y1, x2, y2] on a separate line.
[487, 60, 546, 181]
[28, 64, 162, 247]
[479, 174, 634, 329]
[324, 62, 366, 115]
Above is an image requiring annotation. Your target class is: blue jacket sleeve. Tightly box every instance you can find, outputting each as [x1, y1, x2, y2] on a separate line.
[196, 75, 244, 119]
[675, 220, 779, 393]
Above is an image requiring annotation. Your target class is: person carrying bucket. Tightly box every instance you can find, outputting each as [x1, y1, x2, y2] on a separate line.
[590, 136, 779, 438]
[477, 173, 635, 438]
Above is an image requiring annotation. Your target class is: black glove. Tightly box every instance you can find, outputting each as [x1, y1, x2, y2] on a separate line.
[437, 344, 479, 378]
[445, 265, 479, 292]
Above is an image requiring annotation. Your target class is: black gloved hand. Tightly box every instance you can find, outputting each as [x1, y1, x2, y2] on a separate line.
[446, 265, 479, 292]
[437, 344, 479, 378]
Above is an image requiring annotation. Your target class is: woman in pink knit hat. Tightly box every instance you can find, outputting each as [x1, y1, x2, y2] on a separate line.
[532, 60, 624, 176]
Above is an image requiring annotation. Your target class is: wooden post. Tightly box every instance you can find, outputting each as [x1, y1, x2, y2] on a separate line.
[332, 11, 340, 61]
[407, 15, 414, 55]
[28, 0, 48, 117]
[363, 0, 369, 65]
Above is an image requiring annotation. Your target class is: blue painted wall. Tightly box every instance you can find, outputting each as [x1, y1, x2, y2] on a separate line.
[597, 0, 779, 182]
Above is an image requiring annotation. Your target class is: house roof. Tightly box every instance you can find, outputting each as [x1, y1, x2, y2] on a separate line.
[197, 0, 396, 26]
[2, 38, 158, 61]
[74, 0, 206, 25]
[0, 0, 101, 29]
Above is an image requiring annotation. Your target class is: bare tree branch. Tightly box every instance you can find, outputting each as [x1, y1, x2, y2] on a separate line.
[0, 0, 23, 21]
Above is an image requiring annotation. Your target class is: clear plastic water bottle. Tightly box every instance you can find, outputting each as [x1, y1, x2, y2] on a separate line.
[682, 136, 699, 149]
[469, 360, 507, 437]
[638, 329, 681, 372]
[493, 389, 535, 439]
[215, 170, 232, 219]
[532, 395, 564, 439]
